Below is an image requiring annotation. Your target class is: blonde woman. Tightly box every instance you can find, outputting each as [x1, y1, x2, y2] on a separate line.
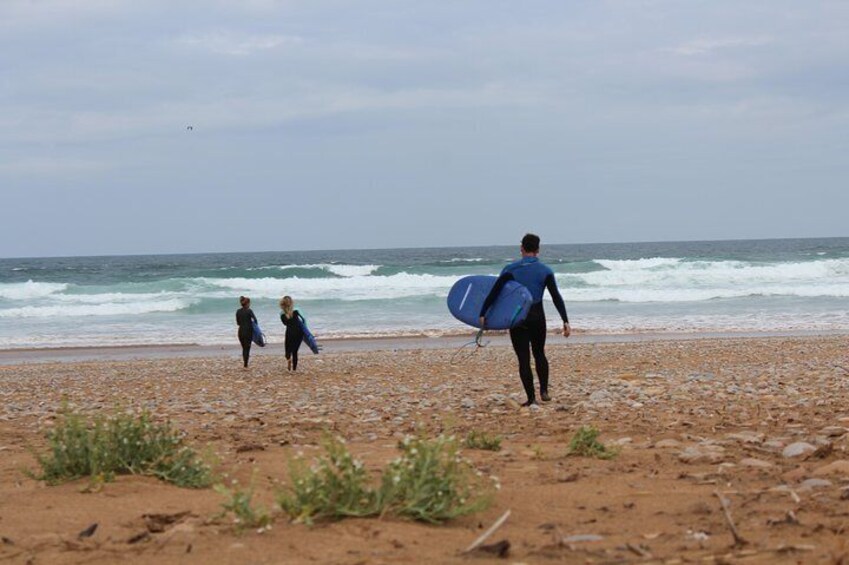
[279, 296, 305, 371]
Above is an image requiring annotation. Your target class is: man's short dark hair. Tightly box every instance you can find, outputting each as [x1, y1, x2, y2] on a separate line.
[521, 233, 540, 253]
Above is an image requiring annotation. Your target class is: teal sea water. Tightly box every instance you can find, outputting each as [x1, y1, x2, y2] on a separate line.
[1, 238, 848, 349]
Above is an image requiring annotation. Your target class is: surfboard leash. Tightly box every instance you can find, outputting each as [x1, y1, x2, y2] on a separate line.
[450, 329, 489, 365]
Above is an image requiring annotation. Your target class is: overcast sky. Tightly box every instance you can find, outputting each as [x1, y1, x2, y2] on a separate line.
[1, 1, 848, 257]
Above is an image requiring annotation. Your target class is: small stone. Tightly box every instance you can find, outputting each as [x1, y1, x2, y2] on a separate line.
[799, 478, 832, 491]
[782, 466, 809, 483]
[589, 390, 611, 403]
[763, 440, 787, 451]
[726, 431, 764, 444]
[654, 439, 682, 449]
[812, 460, 849, 477]
[562, 534, 604, 543]
[687, 530, 710, 541]
[688, 373, 715, 382]
[740, 458, 773, 469]
[782, 442, 816, 458]
[460, 398, 475, 409]
[819, 426, 848, 437]
[678, 446, 725, 464]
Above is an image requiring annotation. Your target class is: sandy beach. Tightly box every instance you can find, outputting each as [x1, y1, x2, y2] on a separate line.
[2, 333, 849, 564]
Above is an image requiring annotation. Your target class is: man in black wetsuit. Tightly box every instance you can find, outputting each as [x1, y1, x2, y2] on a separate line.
[480, 233, 570, 407]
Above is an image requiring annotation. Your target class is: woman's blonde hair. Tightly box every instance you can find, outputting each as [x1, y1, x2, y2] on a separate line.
[280, 295, 294, 318]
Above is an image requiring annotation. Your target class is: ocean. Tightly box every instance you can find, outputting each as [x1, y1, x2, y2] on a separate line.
[1, 237, 848, 349]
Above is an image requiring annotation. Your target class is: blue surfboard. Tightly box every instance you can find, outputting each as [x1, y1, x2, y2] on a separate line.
[298, 316, 320, 354]
[447, 275, 533, 330]
[251, 320, 267, 347]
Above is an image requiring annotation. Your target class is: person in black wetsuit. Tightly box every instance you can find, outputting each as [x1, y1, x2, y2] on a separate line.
[280, 295, 305, 371]
[479, 233, 571, 408]
[236, 296, 257, 368]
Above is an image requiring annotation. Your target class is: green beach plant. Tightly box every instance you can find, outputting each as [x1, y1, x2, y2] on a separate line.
[277, 436, 379, 524]
[215, 479, 272, 532]
[463, 430, 502, 451]
[566, 426, 618, 460]
[277, 434, 492, 525]
[378, 435, 490, 523]
[31, 407, 212, 488]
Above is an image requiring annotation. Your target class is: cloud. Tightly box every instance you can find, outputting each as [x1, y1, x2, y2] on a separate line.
[668, 36, 773, 56]
[0, 157, 110, 177]
[0, 0, 130, 30]
[2, 0, 849, 256]
[175, 30, 303, 56]
[1, 79, 544, 146]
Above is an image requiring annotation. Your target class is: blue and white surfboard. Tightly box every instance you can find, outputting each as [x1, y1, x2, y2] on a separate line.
[447, 275, 533, 330]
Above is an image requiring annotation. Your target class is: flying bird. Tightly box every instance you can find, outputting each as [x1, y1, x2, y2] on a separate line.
[186, 126, 193, 131]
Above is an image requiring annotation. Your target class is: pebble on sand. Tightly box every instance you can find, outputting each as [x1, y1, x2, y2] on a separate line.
[812, 460, 849, 477]
[782, 442, 816, 458]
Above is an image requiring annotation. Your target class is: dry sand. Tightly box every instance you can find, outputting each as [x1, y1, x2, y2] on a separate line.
[1, 335, 849, 564]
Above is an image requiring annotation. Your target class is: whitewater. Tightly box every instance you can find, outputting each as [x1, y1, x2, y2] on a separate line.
[1, 238, 848, 349]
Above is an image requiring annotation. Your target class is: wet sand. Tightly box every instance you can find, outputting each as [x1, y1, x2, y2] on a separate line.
[2, 329, 844, 365]
[1, 334, 849, 563]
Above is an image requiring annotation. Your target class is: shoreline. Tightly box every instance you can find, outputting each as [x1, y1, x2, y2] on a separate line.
[1, 328, 847, 365]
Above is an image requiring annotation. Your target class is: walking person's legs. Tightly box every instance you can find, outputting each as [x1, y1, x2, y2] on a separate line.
[529, 318, 550, 400]
[291, 339, 302, 371]
[510, 325, 536, 405]
[239, 334, 252, 368]
[285, 341, 292, 371]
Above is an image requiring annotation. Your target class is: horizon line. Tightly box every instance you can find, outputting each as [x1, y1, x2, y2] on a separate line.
[2, 234, 848, 261]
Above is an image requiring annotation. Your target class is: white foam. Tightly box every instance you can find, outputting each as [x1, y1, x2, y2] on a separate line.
[277, 264, 380, 277]
[564, 284, 849, 303]
[196, 272, 456, 301]
[595, 257, 683, 271]
[0, 280, 68, 300]
[571, 257, 849, 302]
[0, 298, 191, 318]
[45, 291, 186, 304]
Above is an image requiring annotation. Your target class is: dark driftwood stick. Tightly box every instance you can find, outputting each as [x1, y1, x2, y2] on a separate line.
[463, 509, 511, 554]
[714, 490, 747, 547]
